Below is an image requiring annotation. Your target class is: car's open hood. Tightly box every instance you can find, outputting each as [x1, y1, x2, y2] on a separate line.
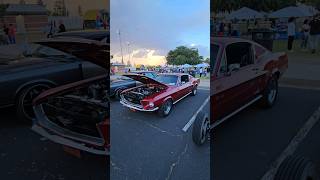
[36, 37, 109, 69]
[123, 74, 168, 87]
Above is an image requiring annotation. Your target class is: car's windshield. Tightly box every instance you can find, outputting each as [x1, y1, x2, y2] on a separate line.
[211, 44, 220, 71]
[155, 75, 178, 85]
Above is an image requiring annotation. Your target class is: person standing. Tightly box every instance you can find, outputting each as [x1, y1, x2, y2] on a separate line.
[8, 24, 16, 44]
[3, 25, 9, 44]
[301, 19, 310, 50]
[287, 17, 296, 52]
[199, 67, 203, 77]
[309, 14, 320, 54]
[58, 21, 66, 33]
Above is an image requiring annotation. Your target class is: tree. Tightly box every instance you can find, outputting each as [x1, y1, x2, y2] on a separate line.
[166, 46, 203, 65]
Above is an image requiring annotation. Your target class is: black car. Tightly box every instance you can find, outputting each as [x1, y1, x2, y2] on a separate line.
[110, 75, 136, 99]
[130, 71, 157, 79]
[0, 37, 107, 122]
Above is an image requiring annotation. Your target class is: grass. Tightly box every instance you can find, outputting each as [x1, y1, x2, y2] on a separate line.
[195, 74, 210, 80]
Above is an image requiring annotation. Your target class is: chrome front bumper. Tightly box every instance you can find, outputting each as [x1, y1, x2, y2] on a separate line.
[119, 95, 158, 112]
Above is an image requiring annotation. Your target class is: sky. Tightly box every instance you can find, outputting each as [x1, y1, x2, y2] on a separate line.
[110, 0, 209, 66]
[1, 0, 109, 16]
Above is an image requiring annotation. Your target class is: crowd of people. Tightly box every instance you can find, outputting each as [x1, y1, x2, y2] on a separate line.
[288, 13, 320, 54]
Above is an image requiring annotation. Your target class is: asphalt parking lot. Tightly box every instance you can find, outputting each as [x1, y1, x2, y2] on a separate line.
[110, 88, 210, 180]
[212, 86, 320, 180]
[0, 107, 108, 180]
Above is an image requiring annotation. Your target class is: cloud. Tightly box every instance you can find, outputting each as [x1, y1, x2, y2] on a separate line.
[110, 0, 209, 65]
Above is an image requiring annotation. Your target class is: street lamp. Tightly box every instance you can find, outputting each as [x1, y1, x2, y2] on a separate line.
[117, 29, 124, 64]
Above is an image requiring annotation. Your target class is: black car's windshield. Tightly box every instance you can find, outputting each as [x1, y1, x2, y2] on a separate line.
[155, 75, 178, 85]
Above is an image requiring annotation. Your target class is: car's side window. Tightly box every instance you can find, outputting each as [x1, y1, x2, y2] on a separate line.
[225, 42, 253, 72]
[181, 75, 189, 83]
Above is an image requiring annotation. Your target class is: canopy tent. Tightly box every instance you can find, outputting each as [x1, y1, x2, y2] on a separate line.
[268, 6, 313, 18]
[226, 7, 264, 20]
[181, 64, 192, 68]
[196, 63, 209, 68]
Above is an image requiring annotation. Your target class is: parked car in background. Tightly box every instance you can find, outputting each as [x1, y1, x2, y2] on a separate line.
[192, 37, 288, 145]
[120, 73, 200, 117]
[110, 75, 136, 99]
[130, 70, 158, 79]
[32, 37, 109, 157]
[0, 37, 107, 123]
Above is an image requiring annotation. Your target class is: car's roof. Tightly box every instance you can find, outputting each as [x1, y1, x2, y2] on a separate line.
[211, 37, 252, 46]
[131, 71, 155, 73]
[53, 30, 109, 41]
[159, 73, 189, 76]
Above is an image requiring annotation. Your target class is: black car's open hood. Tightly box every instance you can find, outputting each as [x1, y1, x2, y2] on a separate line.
[123, 74, 168, 87]
[36, 37, 109, 69]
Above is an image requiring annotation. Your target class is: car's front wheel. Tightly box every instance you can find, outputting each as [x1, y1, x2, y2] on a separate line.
[192, 111, 209, 146]
[158, 99, 173, 117]
[261, 75, 278, 108]
[16, 84, 51, 124]
[115, 89, 123, 100]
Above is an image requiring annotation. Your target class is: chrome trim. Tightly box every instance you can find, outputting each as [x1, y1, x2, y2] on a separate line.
[211, 95, 263, 129]
[173, 92, 192, 105]
[32, 125, 108, 155]
[120, 100, 159, 112]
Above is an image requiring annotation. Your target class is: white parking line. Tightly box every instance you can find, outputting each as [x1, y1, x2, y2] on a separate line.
[182, 96, 210, 132]
[261, 106, 320, 180]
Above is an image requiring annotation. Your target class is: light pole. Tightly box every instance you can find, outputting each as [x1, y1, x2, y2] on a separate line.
[117, 29, 124, 64]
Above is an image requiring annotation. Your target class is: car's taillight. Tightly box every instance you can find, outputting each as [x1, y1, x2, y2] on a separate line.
[97, 119, 109, 148]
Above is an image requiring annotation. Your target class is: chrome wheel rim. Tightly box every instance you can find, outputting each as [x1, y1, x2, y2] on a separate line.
[193, 88, 197, 95]
[200, 117, 209, 143]
[164, 101, 172, 115]
[268, 80, 277, 103]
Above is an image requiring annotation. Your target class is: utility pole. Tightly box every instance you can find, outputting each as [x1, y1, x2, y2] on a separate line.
[118, 29, 124, 64]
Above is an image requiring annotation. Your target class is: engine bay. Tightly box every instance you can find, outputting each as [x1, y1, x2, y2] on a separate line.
[121, 84, 164, 105]
[41, 78, 108, 138]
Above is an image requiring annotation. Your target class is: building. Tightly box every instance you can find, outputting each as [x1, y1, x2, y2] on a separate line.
[0, 4, 48, 33]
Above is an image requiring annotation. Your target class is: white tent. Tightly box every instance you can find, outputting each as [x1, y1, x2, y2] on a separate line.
[196, 63, 209, 68]
[269, 6, 313, 18]
[181, 64, 192, 68]
[226, 7, 264, 20]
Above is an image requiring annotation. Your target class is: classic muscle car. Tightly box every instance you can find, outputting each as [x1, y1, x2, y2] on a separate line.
[192, 37, 288, 145]
[110, 75, 136, 99]
[32, 37, 109, 156]
[0, 33, 108, 123]
[120, 73, 200, 117]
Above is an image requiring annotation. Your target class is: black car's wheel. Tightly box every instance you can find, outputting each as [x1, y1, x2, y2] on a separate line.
[191, 86, 197, 96]
[274, 155, 319, 180]
[158, 99, 173, 117]
[16, 84, 51, 123]
[192, 111, 209, 146]
[261, 75, 278, 108]
[115, 89, 123, 100]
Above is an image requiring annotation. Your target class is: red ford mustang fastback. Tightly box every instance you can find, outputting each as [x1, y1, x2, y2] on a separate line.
[120, 73, 200, 117]
[32, 37, 109, 156]
[192, 37, 288, 145]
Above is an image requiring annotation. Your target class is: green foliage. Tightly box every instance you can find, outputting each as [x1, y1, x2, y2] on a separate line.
[166, 46, 203, 65]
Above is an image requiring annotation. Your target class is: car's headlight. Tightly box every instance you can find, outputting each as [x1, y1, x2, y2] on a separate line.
[149, 102, 154, 107]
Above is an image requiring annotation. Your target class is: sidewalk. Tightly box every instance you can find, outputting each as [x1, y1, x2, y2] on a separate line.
[279, 51, 320, 89]
[199, 79, 210, 89]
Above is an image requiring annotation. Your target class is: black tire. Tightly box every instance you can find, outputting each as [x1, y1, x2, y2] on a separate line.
[274, 155, 319, 180]
[16, 84, 51, 124]
[191, 86, 197, 96]
[158, 99, 173, 117]
[260, 75, 278, 108]
[192, 111, 209, 146]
